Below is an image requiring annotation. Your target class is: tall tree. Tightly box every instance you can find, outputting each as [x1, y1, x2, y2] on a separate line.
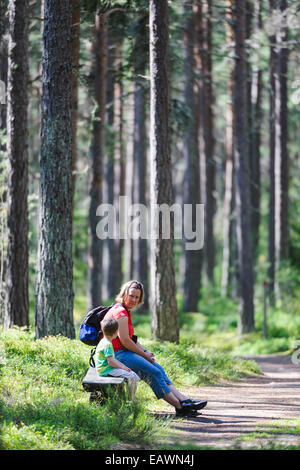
[4, 0, 29, 329]
[0, 0, 8, 318]
[88, 12, 107, 309]
[35, 0, 75, 338]
[268, 0, 276, 305]
[232, 0, 254, 333]
[268, 0, 289, 303]
[149, 0, 179, 342]
[182, 1, 201, 312]
[249, 0, 263, 256]
[221, 0, 235, 297]
[199, 0, 216, 284]
[275, 0, 289, 266]
[105, 29, 116, 299]
[113, 39, 125, 295]
[71, 0, 80, 208]
[132, 14, 149, 310]
[0, 0, 8, 134]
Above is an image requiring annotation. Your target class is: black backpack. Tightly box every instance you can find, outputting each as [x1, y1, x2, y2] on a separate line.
[79, 303, 120, 347]
[79, 302, 138, 368]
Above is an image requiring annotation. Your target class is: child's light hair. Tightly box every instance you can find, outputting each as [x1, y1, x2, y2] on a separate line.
[115, 280, 144, 307]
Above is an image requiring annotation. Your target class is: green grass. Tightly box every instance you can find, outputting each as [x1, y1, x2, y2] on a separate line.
[8, 269, 299, 450]
[176, 281, 300, 356]
[0, 328, 160, 450]
[0, 326, 259, 450]
[234, 419, 300, 450]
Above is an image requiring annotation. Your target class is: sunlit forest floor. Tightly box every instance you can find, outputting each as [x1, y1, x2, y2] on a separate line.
[154, 354, 300, 450]
[1, 278, 300, 450]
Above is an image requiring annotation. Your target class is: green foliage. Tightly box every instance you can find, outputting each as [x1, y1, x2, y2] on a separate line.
[0, 328, 160, 450]
[0, 326, 261, 450]
[129, 312, 261, 387]
[0, 145, 7, 321]
[134, 276, 300, 357]
[142, 338, 260, 387]
[234, 419, 300, 450]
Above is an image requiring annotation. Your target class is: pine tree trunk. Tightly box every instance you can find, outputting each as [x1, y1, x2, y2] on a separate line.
[183, 1, 201, 312]
[113, 44, 125, 294]
[278, 0, 289, 261]
[249, 0, 263, 256]
[0, 1, 8, 318]
[233, 0, 254, 334]
[35, 0, 75, 338]
[133, 15, 149, 310]
[203, 0, 216, 284]
[4, 0, 29, 329]
[134, 81, 149, 308]
[71, 0, 80, 209]
[88, 13, 107, 309]
[0, 0, 8, 134]
[221, 0, 235, 297]
[149, 0, 179, 342]
[106, 31, 116, 299]
[271, 0, 289, 300]
[268, 6, 276, 305]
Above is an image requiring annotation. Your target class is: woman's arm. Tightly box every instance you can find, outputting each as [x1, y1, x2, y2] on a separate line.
[117, 317, 154, 363]
[136, 341, 155, 358]
[107, 356, 131, 371]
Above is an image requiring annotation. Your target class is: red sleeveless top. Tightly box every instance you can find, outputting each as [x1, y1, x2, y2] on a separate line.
[105, 303, 134, 351]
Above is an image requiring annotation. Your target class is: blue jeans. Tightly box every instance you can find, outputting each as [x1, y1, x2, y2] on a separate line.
[115, 349, 173, 399]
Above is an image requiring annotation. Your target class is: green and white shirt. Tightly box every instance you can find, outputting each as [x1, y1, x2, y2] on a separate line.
[95, 337, 115, 376]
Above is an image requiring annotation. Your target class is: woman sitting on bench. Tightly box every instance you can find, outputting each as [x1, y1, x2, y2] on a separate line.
[104, 280, 207, 417]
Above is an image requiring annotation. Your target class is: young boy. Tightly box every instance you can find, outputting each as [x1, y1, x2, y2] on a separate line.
[95, 317, 140, 397]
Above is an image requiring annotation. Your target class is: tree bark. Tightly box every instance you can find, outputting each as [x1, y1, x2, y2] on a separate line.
[149, 0, 179, 342]
[113, 40, 125, 295]
[277, 0, 289, 262]
[202, 0, 216, 284]
[134, 82, 149, 309]
[4, 0, 29, 329]
[133, 15, 149, 310]
[0, 0, 8, 318]
[71, 0, 80, 209]
[272, 0, 289, 299]
[233, 0, 254, 334]
[268, 3, 276, 305]
[0, 0, 8, 133]
[88, 13, 107, 309]
[106, 30, 116, 299]
[35, 0, 75, 338]
[249, 0, 263, 256]
[221, 0, 235, 297]
[182, 1, 202, 312]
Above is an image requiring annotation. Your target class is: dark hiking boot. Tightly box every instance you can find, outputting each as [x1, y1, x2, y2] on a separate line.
[175, 402, 199, 417]
[180, 399, 207, 410]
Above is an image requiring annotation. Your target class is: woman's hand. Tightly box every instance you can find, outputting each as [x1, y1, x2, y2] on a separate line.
[144, 351, 155, 363]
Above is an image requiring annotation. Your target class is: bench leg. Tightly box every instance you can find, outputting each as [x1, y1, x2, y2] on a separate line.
[89, 384, 125, 405]
[89, 391, 105, 405]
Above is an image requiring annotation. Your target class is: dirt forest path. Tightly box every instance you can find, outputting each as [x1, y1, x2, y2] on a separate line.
[158, 354, 300, 449]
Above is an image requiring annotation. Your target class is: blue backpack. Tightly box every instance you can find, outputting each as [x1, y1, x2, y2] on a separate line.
[79, 303, 119, 346]
[79, 302, 138, 368]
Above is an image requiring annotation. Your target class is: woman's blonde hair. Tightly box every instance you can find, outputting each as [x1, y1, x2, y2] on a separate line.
[115, 280, 144, 307]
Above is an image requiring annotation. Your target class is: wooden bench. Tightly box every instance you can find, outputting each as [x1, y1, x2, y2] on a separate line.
[82, 366, 125, 404]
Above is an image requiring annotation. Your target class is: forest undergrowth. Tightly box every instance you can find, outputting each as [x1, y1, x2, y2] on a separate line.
[0, 325, 260, 450]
